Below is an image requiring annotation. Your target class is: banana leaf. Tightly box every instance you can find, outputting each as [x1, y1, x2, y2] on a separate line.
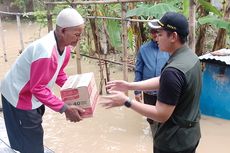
[106, 20, 122, 50]
[198, 15, 230, 31]
[126, 3, 179, 19]
[198, 0, 223, 17]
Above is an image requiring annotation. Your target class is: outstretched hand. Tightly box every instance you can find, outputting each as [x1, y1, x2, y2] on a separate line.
[100, 90, 129, 109]
[106, 80, 130, 92]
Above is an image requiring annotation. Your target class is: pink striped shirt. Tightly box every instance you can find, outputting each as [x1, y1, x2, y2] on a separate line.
[0, 31, 70, 112]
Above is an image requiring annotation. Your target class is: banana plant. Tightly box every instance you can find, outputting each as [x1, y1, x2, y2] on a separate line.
[126, 2, 179, 19]
[125, 1, 181, 55]
[198, 15, 230, 31]
[197, 0, 230, 50]
[197, 0, 230, 31]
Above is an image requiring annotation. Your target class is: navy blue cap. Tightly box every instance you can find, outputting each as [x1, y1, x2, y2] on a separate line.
[148, 12, 189, 37]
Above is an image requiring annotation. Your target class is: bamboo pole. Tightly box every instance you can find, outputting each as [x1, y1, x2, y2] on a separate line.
[16, 15, 24, 54]
[86, 16, 150, 22]
[72, 53, 134, 69]
[104, 59, 110, 94]
[44, 0, 148, 5]
[0, 15, 7, 62]
[0, 11, 34, 16]
[189, 0, 196, 52]
[0, 11, 151, 23]
[121, 3, 129, 83]
[46, 3, 53, 32]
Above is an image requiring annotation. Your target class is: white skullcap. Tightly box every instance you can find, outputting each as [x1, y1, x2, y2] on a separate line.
[56, 7, 84, 28]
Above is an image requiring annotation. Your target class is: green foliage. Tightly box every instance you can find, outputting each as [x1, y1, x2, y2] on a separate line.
[128, 28, 135, 51]
[80, 38, 90, 55]
[182, 0, 189, 17]
[108, 4, 121, 17]
[126, 3, 179, 19]
[33, 5, 72, 27]
[33, 11, 47, 27]
[12, 0, 26, 11]
[198, 15, 230, 31]
[93, 4, 122, 51]
[106, 19, 122, 50]
[198, 0, 223, 17]
[162, 0, 189, 16]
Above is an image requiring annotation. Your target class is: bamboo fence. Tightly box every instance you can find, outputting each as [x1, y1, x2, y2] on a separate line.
[0, 0, 196, 94]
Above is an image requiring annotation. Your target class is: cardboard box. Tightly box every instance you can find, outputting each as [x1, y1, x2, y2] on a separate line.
[60, 72, 98, 118]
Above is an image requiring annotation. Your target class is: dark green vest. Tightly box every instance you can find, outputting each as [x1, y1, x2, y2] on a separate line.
[154, 45, 202, 152]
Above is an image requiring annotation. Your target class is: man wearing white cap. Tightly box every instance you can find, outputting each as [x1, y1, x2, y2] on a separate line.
[1, 8, 85, 153]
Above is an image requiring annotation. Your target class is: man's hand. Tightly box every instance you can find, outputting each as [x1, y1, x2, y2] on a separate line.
[64, 105, 85, 122]
[135, 93, 142, 102]
[100, 90, 129, 109]
[106, 80, 130, 92]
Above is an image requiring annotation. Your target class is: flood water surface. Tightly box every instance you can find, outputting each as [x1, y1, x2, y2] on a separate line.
[43, 105, 152, 153]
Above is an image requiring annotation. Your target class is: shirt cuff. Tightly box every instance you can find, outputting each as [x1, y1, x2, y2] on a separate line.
[59, 103, 68, 114]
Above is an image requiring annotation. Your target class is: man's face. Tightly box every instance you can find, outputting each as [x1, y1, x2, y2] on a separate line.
[63, 25, 84, 47]
[156, 29, 172, 52]
[150, 29, 158, 40]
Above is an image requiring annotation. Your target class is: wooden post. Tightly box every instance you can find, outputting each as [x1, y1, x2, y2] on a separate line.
[74, 41, 82, 74]
[44, 0, 149, 5]
[0, 15, 7, 62]
[104, 60, 110, 94]
[16, 15, 24, 54]
[46, 3, 53, 32]
[121, 3, 128, 82]
[189, 0, 196, 52]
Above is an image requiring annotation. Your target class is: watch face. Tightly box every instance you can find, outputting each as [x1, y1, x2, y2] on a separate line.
[124, 101, 131, 108]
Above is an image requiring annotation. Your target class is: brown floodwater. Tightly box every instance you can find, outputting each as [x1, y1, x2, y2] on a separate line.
[0, 22, 230, 153]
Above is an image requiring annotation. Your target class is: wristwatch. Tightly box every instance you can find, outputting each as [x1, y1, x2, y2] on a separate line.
[124, 97, 132, 108]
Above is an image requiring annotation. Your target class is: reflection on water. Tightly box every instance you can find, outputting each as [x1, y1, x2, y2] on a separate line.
[43, 105, 152, 153]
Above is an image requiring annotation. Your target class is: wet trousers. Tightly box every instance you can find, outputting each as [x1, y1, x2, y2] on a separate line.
[2, 95, 45, 153]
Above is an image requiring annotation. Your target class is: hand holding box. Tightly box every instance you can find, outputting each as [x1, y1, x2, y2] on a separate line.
[60, 72, 98, 118]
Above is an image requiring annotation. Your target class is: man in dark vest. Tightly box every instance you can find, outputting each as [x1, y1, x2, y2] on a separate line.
[100, 12, 202, 153]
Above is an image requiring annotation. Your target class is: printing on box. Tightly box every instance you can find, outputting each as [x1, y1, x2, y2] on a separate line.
[60, 72, 98, 118]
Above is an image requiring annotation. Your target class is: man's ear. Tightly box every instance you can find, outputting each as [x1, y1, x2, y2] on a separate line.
[170, 32, 178, 43]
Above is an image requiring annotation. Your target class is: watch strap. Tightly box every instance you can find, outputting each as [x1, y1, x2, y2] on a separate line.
[124, 97, 132, 108]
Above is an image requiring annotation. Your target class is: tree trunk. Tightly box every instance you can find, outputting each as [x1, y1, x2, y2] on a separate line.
[212, 0, 230, 51]
[212, 29, 228, 51]
[88, 8, 102, 54]
[26, 0, 34, 12]
[121, 3, 128, 83]
[87, 4, 105, 94]
[1, 0, 20, 13]
[128, 3, 142, 55]
[195, 25, 208, 55]
[189, 0, 196, 52]
[195, 0, 210, 56]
